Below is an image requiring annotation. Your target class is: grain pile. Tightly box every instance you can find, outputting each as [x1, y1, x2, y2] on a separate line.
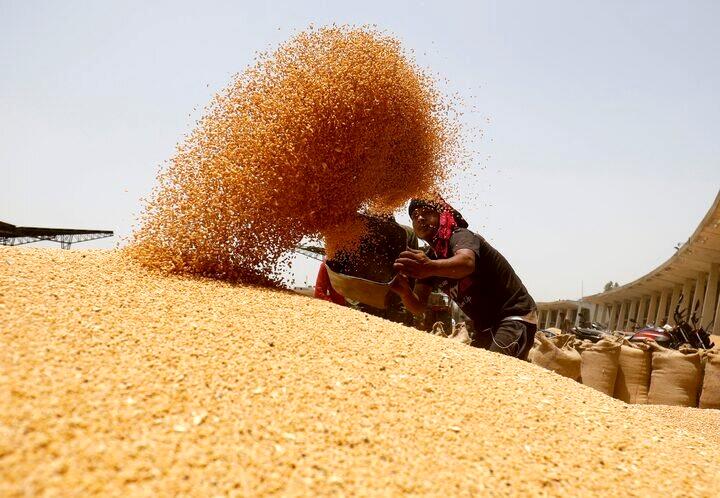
[3, 248, 720, 497]
[129, 26, 459, 284]
[636, 405, 720, 446]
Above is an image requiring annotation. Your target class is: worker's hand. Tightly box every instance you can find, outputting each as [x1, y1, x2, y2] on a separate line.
[394, 248, 435, 279]
[389, 273, 411, 297]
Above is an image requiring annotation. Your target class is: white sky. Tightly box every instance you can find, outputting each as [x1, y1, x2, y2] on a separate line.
[2, 0, 719, 302]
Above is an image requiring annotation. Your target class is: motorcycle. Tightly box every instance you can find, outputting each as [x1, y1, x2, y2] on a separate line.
[629, 295, 714, 350]
[571, 321, 609, 343]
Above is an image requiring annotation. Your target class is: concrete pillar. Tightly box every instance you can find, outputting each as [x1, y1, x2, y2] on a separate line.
[656, 288, 671, 325]
[714, 294, 720, 336]
[668, 285, 682, 325]
[691, 272, 707, 321]
[636, 297, 648, 327]
[565, 308, 574, 327]
[544, 310, 552, 329]
[595, 304, 605, 323]
[647, 294, 659, 326]
[679, 279, 695, 322]
[626, 300, 638, 330]
[608, 304, 618, 330]
[616, 301, 628, 331]
[701, 263, 719, 329]
[554, 309, 562, 328]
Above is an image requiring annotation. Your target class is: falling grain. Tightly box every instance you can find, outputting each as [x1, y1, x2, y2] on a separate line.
[128, 26, 460, 284]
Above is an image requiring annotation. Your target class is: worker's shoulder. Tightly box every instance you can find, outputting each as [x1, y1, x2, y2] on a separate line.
[450, 227, 483, 242]
[455, 227, 494, 242]
[450, 228, 498, 256]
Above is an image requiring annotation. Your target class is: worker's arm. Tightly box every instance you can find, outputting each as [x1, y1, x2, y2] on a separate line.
[389, 275, 432, 316]
[393, 248, 475, 280]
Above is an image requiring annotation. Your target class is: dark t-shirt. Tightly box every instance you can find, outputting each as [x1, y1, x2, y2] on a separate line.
[420, 228, 536, 332]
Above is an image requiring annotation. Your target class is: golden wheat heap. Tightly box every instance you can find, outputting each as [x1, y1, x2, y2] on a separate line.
[129, 26, 459, 284]
[3, 248, 720, 496]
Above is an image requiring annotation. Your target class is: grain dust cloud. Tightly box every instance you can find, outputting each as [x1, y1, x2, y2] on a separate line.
[129, 26, 461, 284]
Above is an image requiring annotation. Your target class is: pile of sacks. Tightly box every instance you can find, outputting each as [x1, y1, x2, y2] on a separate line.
[529, 332, 720, 409]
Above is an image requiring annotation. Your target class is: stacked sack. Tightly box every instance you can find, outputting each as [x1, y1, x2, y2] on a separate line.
[579, 337, 621, 396]
[699, 349, 720, 409]
[528, 333, 581, 381]
[529, 330, 720, 409]
[647, 344, 703, 407]
[614, 339, 652, 404]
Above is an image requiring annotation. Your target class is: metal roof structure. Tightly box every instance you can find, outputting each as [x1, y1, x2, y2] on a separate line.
[294, 244, 325, 262]
[0, 221, 113, 249]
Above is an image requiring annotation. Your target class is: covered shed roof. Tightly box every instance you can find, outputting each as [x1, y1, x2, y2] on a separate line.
[536, 300, 583, 311]
[584, 190, 720, 303]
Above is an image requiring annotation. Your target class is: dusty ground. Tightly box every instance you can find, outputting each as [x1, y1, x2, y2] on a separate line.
[1, 248, 719, 497]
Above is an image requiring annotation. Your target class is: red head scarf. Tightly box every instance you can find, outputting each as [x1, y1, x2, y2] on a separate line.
[434, 202, 459, 258]
[408, 197, 467, 258]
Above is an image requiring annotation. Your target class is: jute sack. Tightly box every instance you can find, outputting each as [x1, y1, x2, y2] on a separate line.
[577, 339, 595, 353]
[574, 339, 594, 354]
[613, 339, 652, 404]
[648, 344, 702, 407]
[699, 349, 720, 409]
[530, 334, 581, 381]
[581, 338, 621, 396]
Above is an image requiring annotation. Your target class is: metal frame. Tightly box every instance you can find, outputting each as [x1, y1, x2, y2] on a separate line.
[294, 244, 325, 261]
[0, 221, 113, 249]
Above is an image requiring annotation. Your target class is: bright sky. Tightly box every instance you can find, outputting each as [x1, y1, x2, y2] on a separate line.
[2, 0, 719, 302]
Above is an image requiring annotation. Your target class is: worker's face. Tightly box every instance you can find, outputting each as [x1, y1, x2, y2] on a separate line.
[410, 206, 440, 242]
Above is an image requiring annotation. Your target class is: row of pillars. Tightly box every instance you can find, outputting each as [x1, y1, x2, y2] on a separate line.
[592, 263, 720, 333]
[538, 307, 578, 330]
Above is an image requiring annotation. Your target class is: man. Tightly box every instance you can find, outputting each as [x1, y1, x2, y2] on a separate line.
[390, 198, 537, 360]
